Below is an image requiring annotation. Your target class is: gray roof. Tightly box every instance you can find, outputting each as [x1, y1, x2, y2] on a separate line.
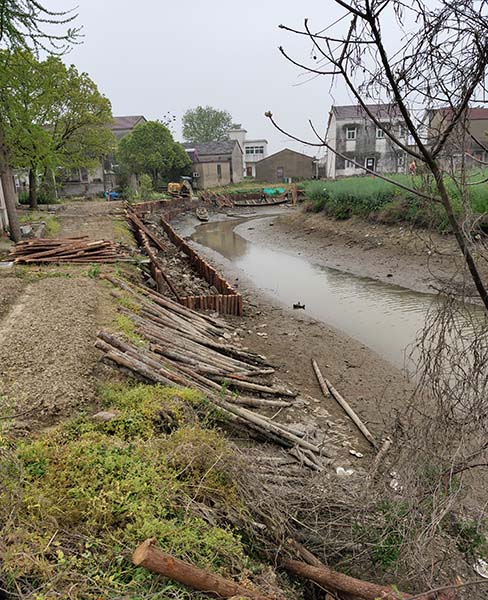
[111, 115, 147, 130]
[182, 140, 238, 157]
[332, 103, 402, 120]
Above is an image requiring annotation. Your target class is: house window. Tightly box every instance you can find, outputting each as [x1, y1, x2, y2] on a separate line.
[245, 147, 254, 155]
[399, 125, 408, 138]
[80, 167, 89, 182]
[277, 167, 284, 179]
[376, 128, 385, 139]
[217, 164, 222, 180]
[346, 127, 357, 140]
[397, 153, 405, 168]
[345, 157, 356, 169]
[255, 146, 264, 154]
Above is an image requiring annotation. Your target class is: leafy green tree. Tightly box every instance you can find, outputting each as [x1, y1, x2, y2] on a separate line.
[0, 1, 81, 239]
[118, 121, 191, 189]
[0, 50, 115, 208]
[182, 106, 233, 143]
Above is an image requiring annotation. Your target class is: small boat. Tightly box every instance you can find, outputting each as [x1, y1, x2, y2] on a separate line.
[226, 211, 258, 218]
[196, 207, 209, 222]
[233, 193, 289, 207]
[293, 302, 305, 310]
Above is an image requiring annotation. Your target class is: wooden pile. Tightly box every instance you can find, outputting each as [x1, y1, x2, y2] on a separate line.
[98, 276, 331, 469]
[10, 237, 124, 264]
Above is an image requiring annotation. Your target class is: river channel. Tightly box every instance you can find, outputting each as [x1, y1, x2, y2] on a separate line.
[191, 215, 440, 371]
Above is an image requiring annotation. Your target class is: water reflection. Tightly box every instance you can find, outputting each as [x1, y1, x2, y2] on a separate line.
[192, 218, 437, 369]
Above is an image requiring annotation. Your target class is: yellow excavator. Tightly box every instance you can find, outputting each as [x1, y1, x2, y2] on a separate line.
[167, 176, 193, 198]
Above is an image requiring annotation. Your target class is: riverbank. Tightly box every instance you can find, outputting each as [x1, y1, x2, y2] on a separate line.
[243, 208, 485, 300]
[174, 210, 416, 444]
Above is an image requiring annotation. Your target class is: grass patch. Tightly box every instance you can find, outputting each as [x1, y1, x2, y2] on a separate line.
[18, 211, 61, 237]
[304, 172, 488, 231]
[113, 314, 144, 345]
[0, 383, 256, 599]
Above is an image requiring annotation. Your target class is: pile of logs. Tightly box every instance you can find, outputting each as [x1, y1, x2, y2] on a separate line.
[98, 276, 331, 469]
[10, 237, 124, 264]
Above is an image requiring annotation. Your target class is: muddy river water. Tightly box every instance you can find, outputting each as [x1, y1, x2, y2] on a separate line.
[191, 216, 441, 370]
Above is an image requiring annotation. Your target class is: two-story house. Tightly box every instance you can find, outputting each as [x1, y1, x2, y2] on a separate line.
[59, 115, 147, 197]
[425, 106, 488, 170]
[326, 104, 408, 179]
[183, 140, 243, 188]
[228, 127, 268, 178]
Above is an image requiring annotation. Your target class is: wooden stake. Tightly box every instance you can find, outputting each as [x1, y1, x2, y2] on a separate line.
[312, 359, 377, 449]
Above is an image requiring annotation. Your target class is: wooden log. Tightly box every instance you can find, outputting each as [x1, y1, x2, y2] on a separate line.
[368, 436, 393, 481]
[213, 376, 297, 398]
[282, 559, 414, 600]
[312, 359, 377, 449]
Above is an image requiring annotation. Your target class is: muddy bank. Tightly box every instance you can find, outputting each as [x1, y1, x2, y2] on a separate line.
[174, 211, 416, 456]
[244, 209, 483, 300]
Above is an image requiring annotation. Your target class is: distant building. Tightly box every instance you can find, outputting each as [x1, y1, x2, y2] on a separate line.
[0, 182, 8, 233]
[255, 148, 315, 183]
[326, 104, 408, 179]
[183, 140, 243, 188]
[59, 115, 147, 197]
[229, 127, 268, 178]
[425, 106, 488, 170]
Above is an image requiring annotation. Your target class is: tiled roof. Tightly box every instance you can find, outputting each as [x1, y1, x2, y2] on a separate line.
[332, 103, 402, 120]
[111, 115, 147, 130]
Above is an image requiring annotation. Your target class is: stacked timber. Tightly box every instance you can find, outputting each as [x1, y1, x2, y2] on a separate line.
[10, 237, 124, 264]
[99, 276, 331, 469]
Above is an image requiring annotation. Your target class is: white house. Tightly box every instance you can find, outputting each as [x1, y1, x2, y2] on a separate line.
[229, 126, 268, 178]
[325, 104, 408, 179]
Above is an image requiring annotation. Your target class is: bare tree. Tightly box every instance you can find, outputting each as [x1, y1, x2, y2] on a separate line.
[268, 0, 488, 310]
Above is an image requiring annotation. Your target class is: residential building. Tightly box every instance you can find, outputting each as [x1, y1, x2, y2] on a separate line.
[59, 115, 147, 197]
[425, 106, 488, 170]
[183, 140, 243, 189]
[326, 104, 408, 179]
[229, 126, 268, 178]
[255, 148, 315, 183]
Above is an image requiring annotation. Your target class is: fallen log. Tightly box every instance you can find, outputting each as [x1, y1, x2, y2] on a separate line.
[132, 539, 276, 600]
[283, 559, 411, 600]
[312, 359, 377, 449]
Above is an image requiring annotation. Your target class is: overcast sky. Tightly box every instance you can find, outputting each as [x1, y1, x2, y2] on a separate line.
[49, 0, 357, 156]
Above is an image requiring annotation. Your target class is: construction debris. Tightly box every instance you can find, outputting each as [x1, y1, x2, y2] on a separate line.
[10, 236, 125, 264]
[98, 276, 331, 469]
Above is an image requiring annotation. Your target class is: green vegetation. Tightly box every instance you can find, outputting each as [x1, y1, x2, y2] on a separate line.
[18, 211, 61, 237]
[117, 121, 191, 190]
[0, 49, 114, 208]
[304, 174, 488, 231]
[455, 519, 488, 559]
[113, 314, 145, 346]
[0, 383, 257, 599]
[182, 106, 233, 143]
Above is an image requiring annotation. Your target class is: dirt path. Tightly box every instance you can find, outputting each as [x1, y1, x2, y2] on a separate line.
[0, 201, 124, 429]
[0, 275, 115, 429]
[58, 199, 128, 241]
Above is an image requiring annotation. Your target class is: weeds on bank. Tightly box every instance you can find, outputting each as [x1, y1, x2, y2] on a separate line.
[304, 174, 488, 231]
[113, 314, 145, 345]
[0, 383, 251, 599]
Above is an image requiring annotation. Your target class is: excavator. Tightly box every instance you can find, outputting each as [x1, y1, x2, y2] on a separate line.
[167, 176, 194, 198]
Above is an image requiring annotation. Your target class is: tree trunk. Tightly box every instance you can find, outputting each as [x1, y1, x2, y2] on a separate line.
[1, 165, 21, 242]
[432, 166, 488, 311]
[29, 167, 38, 209]
[0, 127, 21, 242]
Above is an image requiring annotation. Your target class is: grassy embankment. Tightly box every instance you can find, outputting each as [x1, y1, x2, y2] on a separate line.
[303, 174, 488, 231]
[0, 381, 285, 599]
